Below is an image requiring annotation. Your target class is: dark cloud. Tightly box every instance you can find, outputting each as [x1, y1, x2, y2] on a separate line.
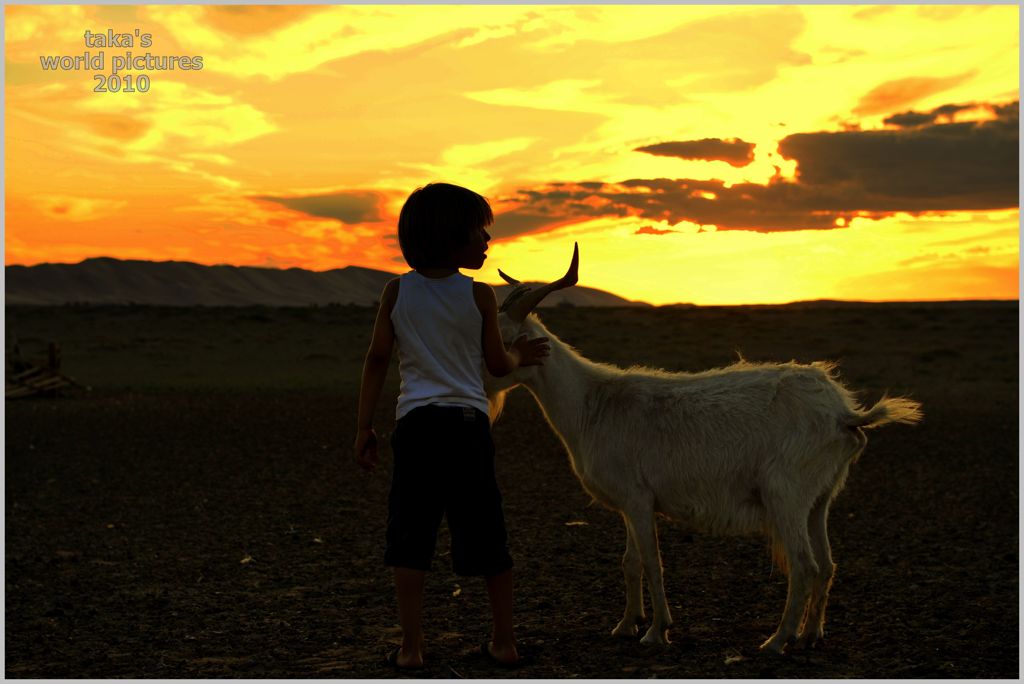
[497, 100, 1017, 235]
[780, 101, 1018, 208]
[932, 103, 973, 118]
[504, 177, 862, 232]
[635, 138, 755, 167]
[490, 210, 566, 240]
[883, 111, 938, 128]
[884, 102, 973, 127]
[255, 190, 384, 224]
[992, 101, 1019, 120]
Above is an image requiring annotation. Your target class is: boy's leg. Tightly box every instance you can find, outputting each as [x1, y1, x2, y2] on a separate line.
[445, 409, 519, 664]
[385, 407, 446, 668]
[485, 569, 519, 664]
[394, 567, 427, 667]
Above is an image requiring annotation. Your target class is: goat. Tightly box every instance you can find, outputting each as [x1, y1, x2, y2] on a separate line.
[485, 244, 922, 653]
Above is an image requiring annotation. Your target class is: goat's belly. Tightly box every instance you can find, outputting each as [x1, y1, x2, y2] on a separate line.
[570, 461, 635, 512]
[655, 486, 767, 536]
[574, 472, 621, 510]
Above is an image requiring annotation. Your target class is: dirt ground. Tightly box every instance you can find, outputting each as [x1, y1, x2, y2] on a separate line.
[5, 302, 1019, 678]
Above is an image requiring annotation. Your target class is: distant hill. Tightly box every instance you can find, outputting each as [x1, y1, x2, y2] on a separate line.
[5, 257, 651, 308]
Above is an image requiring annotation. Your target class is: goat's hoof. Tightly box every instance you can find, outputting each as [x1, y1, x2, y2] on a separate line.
[759, 635, 793, 655]
[611, 621, 639, 638]
[795, 629, 823, 650]
[640, 626, 670, 646]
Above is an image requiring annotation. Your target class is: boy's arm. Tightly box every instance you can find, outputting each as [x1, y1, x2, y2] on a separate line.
[354, 278, 398, 471]
[473, 282, 549, 377]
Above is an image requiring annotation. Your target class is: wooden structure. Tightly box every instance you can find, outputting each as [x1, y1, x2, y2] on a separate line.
[5, 338, 86, 399]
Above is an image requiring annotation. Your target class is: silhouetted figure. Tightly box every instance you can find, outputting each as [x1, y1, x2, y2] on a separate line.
[354, 182, 549, 670]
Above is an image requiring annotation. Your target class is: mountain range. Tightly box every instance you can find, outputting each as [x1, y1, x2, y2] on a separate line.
[6, 257, 650, 308]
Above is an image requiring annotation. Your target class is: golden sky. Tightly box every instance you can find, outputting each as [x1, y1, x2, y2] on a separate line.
[5, 4, 1019, 305]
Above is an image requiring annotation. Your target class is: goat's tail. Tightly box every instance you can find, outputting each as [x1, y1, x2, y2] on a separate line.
[851, 395, 923, 428]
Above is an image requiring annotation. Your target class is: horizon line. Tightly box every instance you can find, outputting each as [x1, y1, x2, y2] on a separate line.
[6, 255, 1019, 308]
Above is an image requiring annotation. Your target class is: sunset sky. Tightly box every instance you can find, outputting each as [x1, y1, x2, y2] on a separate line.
[5, 4, 1019, 305]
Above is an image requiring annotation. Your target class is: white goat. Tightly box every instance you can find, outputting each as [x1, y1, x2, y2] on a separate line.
[486, 244, 923, 653]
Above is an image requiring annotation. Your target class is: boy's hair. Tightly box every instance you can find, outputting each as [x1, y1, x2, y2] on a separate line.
[398, 183, 493, 269]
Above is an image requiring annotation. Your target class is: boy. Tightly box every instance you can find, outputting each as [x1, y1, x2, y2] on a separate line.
[354, 182, 549, 669]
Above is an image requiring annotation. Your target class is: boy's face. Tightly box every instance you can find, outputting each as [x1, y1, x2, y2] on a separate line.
[453, 226, 491, 270]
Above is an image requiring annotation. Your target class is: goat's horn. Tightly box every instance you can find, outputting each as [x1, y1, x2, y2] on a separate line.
[505, 242, 579, 323]
[497, 269, 521, 286]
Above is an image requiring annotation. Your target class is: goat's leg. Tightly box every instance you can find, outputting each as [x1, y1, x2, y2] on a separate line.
[761, 514, 817, 654]
[611, 517, 646, 638]
[796, 496, 835, 648]
[622, 506, 673, 645]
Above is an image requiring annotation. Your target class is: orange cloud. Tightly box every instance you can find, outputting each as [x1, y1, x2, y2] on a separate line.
[34, 195, 128, 222]
[82, 113, 152, 143]
[853, 72, 977, 116]
[635, 226, 678, 236]
[199, 6, 330, 37]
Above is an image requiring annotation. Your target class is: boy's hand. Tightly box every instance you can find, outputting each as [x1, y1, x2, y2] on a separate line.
[354, 428, 379, 471]
[512, 334, 550, 367]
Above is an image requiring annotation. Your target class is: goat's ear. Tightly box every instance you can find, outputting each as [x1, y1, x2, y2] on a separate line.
[498, 284, 532, 313]
[497, 269, 527, 313]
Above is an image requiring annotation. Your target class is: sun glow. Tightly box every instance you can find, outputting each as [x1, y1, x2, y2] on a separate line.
[5, 4, 1019, 304]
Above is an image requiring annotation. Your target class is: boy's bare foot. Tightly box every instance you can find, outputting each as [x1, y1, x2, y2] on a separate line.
[483, 640, 520, 667]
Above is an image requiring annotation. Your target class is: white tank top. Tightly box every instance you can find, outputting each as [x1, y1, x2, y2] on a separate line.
[390, 271, 490, 420]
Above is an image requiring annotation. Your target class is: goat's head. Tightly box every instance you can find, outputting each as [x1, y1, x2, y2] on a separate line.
[483, 243, 579, 419]
[497, 240, 578, 341]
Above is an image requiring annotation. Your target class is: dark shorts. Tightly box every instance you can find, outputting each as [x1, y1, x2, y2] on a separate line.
[385, 404, 513, 577]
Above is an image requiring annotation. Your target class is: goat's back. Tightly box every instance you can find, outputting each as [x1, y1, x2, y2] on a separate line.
[576, 360, 866, 534]
[587, 359, 859, 434]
